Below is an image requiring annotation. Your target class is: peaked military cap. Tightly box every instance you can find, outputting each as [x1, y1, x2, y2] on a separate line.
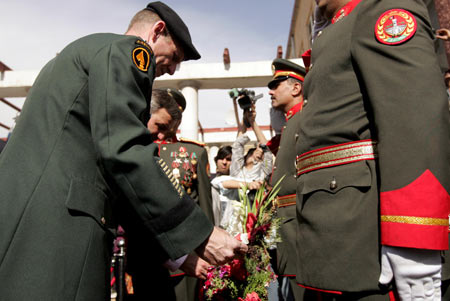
[166, 88, 186, 112]
[268, 58, 306, 89]
[145, 2, 201, 61]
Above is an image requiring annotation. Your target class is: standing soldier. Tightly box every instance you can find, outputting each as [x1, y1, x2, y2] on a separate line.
[295, 0, 449, 300]
[266, 59, 306, 300]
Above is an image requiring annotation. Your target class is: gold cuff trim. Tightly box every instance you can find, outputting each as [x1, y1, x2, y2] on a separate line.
[296, 140, 377, 175]
[381, 215, 448, 226]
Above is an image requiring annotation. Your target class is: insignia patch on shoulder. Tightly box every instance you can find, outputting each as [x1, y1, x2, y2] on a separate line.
[132, 46, 151, 72]
[375, 9, 417, 45]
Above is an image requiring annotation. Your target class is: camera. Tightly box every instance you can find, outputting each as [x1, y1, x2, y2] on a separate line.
[229, 88, 263, 127]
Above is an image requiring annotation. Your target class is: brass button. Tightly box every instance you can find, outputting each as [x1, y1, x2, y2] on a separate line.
[294, 133, 299, 140]
[317, 30, 322, 37]
[162, 146, 167, 151]
[273, 166, 277, 170]
[100, 217, 106, 225]
[303, 99, 308, 106]
[330, 177, 337, 190]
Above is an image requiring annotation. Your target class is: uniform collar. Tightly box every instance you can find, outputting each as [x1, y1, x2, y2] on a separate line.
[331, 0, 362, 24]
[285, 102, 303, 121]
[154, 136, 179, 144]
[302, 49, 312, 73]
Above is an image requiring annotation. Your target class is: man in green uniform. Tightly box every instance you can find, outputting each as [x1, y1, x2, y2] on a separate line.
[125, 88, 213, 300]
[266, 59, 306, 300]
[156, 88, 214, 301]
[153, 89, 214, 224]
[295, 0, 449, 299]
[0, 2, 246, 300]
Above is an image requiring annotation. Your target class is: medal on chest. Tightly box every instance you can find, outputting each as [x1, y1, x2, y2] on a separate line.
[170, 146, 198, 194]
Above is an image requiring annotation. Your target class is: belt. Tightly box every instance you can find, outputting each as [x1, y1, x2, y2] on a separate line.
[296, 140, 377, 176]
[276, 194, 296, 208]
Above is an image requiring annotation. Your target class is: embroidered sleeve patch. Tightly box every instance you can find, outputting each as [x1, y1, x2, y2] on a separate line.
[132, 46, 151, 72]
[375, 9, 417, 45]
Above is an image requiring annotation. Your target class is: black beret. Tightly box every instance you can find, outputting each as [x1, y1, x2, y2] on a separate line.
[145, 2, 201, 61]
[268, 58, 306, 89]
[166, 88, 186, 112]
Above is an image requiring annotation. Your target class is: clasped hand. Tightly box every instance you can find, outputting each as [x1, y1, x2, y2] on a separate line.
[195, 226, 248, 266]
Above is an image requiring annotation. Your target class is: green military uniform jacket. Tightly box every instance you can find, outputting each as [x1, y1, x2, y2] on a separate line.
[0, 33, 213, 300]
[126, 137, 214, 301]
[270, 105, 306, 300]
[295, 0, 450, 294]
[270, 104, 302, 277]
[157, 137, 214, 222]
[159, 137, 214, 301]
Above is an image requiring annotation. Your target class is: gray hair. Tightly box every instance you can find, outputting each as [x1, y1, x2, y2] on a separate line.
[150, 89, 182, 123]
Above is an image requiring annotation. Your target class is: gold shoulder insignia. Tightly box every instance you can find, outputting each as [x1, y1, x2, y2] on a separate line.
[179, 137, 206, 147]
[132, 41, 153, 72]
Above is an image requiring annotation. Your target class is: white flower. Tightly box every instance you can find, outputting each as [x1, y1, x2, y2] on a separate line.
[239, 233, 249, 245]
[264, 222, 280, 249]
[220, 200, 245, 237]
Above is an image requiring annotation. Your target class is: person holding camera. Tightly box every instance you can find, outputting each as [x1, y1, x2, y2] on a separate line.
[229, 104, 273, 184]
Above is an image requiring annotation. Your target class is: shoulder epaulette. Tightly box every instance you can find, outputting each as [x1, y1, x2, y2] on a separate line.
[179, 137, 206, 147]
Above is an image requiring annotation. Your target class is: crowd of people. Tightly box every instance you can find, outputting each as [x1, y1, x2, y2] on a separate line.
[0, 1, 449, 301]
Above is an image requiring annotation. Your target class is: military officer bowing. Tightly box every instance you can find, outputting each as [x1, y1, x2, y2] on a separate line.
[0, 2, 246, 300]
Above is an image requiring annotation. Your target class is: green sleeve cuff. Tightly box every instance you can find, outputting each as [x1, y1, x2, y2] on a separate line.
[153, 204, 214, 260]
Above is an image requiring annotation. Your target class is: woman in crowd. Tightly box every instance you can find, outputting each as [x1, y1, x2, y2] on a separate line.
[230, 106, 273, 183]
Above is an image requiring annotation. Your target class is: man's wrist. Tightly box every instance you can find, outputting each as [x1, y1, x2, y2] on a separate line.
[164, 254, 188, 272]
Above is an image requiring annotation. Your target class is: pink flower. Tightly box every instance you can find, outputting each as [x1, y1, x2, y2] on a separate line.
[238, 292, 261, 301]
[219, 264, 231, 278]
[204, 280, 211, 288]
[244, 292, 261, 301]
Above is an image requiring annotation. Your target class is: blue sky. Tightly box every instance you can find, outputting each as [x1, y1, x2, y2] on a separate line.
[0, 0, 296, 137]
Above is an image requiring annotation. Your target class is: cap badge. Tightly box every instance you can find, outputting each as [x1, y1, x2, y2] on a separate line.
[132, 47, 151, 72]
[375, 9, 416, 45]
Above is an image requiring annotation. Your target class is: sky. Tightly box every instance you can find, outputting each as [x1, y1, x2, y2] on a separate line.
[0, 0, 296, 138]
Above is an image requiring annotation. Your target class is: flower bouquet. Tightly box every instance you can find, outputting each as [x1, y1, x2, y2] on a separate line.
[202, 178, 284, 301]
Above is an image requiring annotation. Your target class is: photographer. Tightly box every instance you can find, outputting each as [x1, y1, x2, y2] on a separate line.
[229, 103, 273, 183]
